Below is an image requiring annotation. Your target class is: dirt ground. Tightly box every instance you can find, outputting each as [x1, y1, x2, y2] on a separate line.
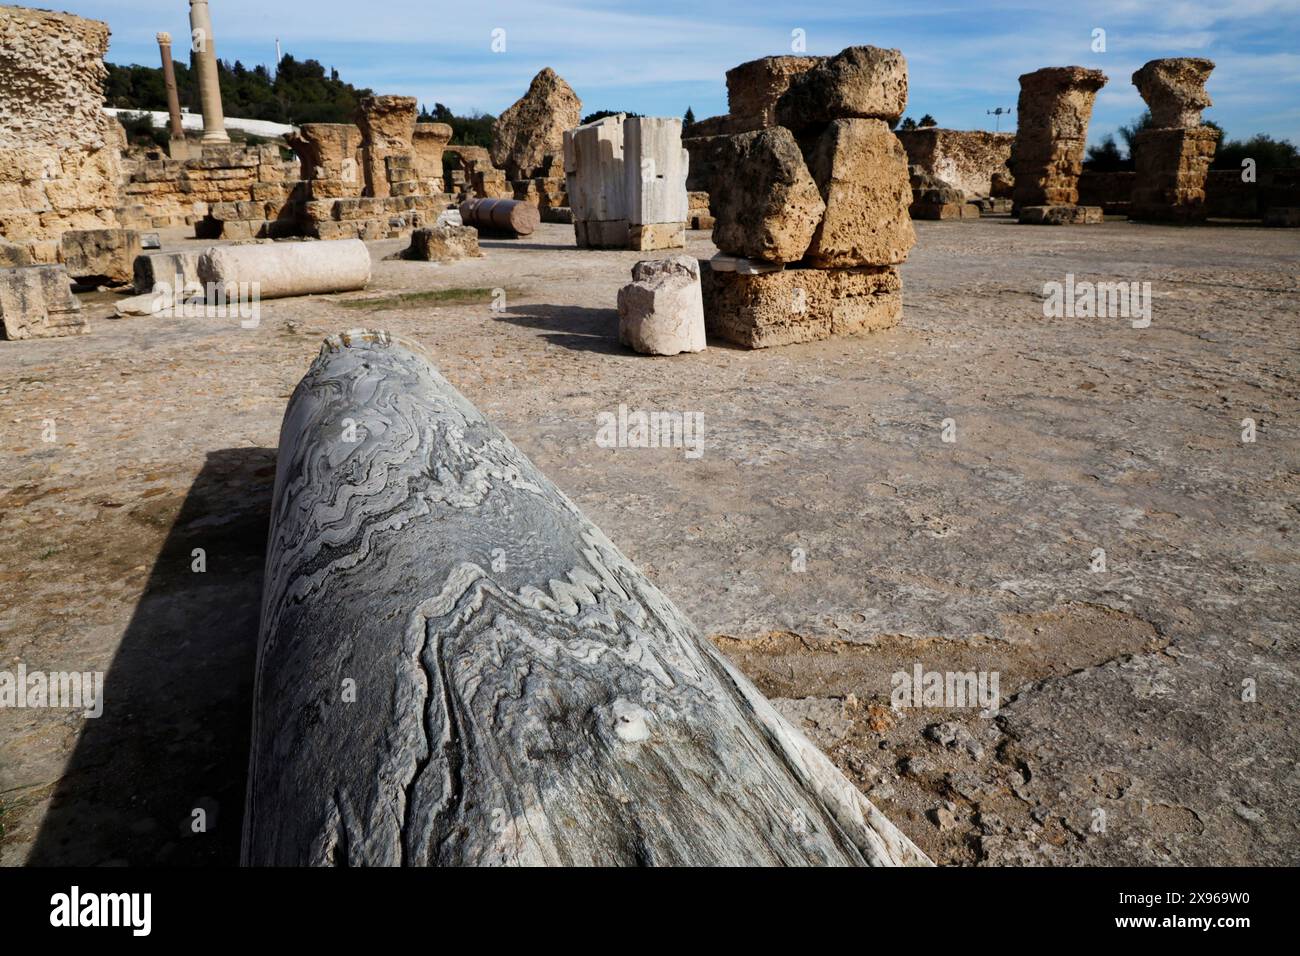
[1, 216, 1297, 866]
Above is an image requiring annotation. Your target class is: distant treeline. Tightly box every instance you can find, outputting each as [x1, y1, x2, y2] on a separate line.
[1086, 110, 1299, 172]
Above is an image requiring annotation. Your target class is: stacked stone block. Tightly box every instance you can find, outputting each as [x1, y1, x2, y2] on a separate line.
[700, 46, 914, 349]
[1129, 58, 1218, 223]
[1010, 66, 1107, 223]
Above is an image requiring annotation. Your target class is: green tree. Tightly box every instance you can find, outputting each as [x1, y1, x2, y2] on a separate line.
[918, 113, 937, 127]
[1085, 134, 1128, 171]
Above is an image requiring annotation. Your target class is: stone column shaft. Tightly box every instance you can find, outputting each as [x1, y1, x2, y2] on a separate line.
[156, 32, 185, 138]
[188, 0, 228, 143]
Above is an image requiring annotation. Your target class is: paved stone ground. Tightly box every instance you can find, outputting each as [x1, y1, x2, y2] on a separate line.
[1, 217, 1296, 866]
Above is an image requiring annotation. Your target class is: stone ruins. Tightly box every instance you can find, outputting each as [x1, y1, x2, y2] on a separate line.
[1010, 66, 1108, 224]
[699, 46, 914, 348]
[1130, 58, 1218, 222]
[564, 114, 689, 250]
[895, 127, 1014, 215]
[616, 253, 706, 355]
[491, 67, 579, 221]
[0, 5, 123, 265]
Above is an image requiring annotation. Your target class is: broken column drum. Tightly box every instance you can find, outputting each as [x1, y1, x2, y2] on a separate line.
[242, 330, 931, 867]
[457, 198, 540, 236]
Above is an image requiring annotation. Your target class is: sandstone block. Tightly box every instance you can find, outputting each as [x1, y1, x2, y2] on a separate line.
[804, 119, 915, 267]
[629, 221, 686, 251]
[775, 46, 908, 130]
[59, 229, 143, 285]
[1130, 125, 1218, 222]
[701, 262, 901, 348]
[726, 55, 820, 131]
[617, 254, 706, 355]
[895, 128, 1015, 200]
[1132, 58, 1214, 128]
[404, 224, 482, 261]
[0, 264, 85, 340]
[710, 127, 825, 262]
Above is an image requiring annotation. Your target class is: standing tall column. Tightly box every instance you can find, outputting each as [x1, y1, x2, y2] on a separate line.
[188, 0, 228, 143]
[156, 31, 192, 159]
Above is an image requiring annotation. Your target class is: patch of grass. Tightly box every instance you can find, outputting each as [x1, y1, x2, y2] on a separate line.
[338, 287, 517, 311]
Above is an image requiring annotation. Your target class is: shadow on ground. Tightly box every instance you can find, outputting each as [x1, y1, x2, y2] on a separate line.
[495, 304, 624, 354]
[28, 447, 274, 866]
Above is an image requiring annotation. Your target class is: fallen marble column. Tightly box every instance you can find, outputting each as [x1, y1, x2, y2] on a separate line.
[242, 329, 930, 867]
[457, 198, 540, 236]
[197, 239, 371, 300]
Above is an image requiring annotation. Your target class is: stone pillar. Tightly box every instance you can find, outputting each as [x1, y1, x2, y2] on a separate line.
[156, 32, 192, 159]
[188, 0, 228, 144]
[1010, 66, 1107, 218]
[354, 95, 417, 198]
[1130, 58, 1218, 222]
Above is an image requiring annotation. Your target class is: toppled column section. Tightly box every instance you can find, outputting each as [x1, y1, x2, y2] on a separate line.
[1010, 66, 1107, 223]
[1130, 58, 1218, 222]
[701, 45, 913, 348]
[198, 238, 371, 299]
[0, 264, 85, 340]
[0, 5, 124, 263]
[564, 114, 689, 250]
[458, 198, 539, 237]
[242, 329, 931, 867]
[617, 254, 706, 355]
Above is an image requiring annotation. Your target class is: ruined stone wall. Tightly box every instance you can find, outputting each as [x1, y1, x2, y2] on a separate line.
[895, 128, 1014, 199]
[119, 145, 299, 231]
[0, 5, 122, 261]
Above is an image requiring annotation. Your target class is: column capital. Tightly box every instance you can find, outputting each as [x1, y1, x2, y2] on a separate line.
[156, 31, 172, 45]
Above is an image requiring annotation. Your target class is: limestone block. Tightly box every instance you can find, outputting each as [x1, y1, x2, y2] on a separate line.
[775, 46, 908, 130]
[726, 55, 821, 131]
[355, 96, 417, 199]
[412, 122, 452, 182]
[617, 254, 706, 355]
[709, 254, 783, 275]
[490, 68, 582, 180]
[710, 127, 825, 263]
[911, 201, 980, 220]
[134, 250, 202, 294]
[404, 224, 482, 261]
[60, 229, 143, 285]
[1018, 204, 1103, 224]
[1, 240, 31, 268]
[0, 264, 85, 340]
[804, 119, 915, 267]
[198, 239, 371, 299]
[1132, 58, 1214, 128]
[702, 262, 901, 349]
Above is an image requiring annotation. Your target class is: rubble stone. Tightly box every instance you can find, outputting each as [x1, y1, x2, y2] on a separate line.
[617, 254, 706, 355]
[803, 119, 915, 267]
[0, 264, 85, 339]
[710, 127, 825, 263]
[490, 68, 582, 181]
[404, 224, 482, 261]
[1018, 204, 1103, 224]
[775, 46, 909, 130]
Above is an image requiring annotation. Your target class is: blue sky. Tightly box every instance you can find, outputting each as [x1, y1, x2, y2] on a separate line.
[69, 0, 1300, 146]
